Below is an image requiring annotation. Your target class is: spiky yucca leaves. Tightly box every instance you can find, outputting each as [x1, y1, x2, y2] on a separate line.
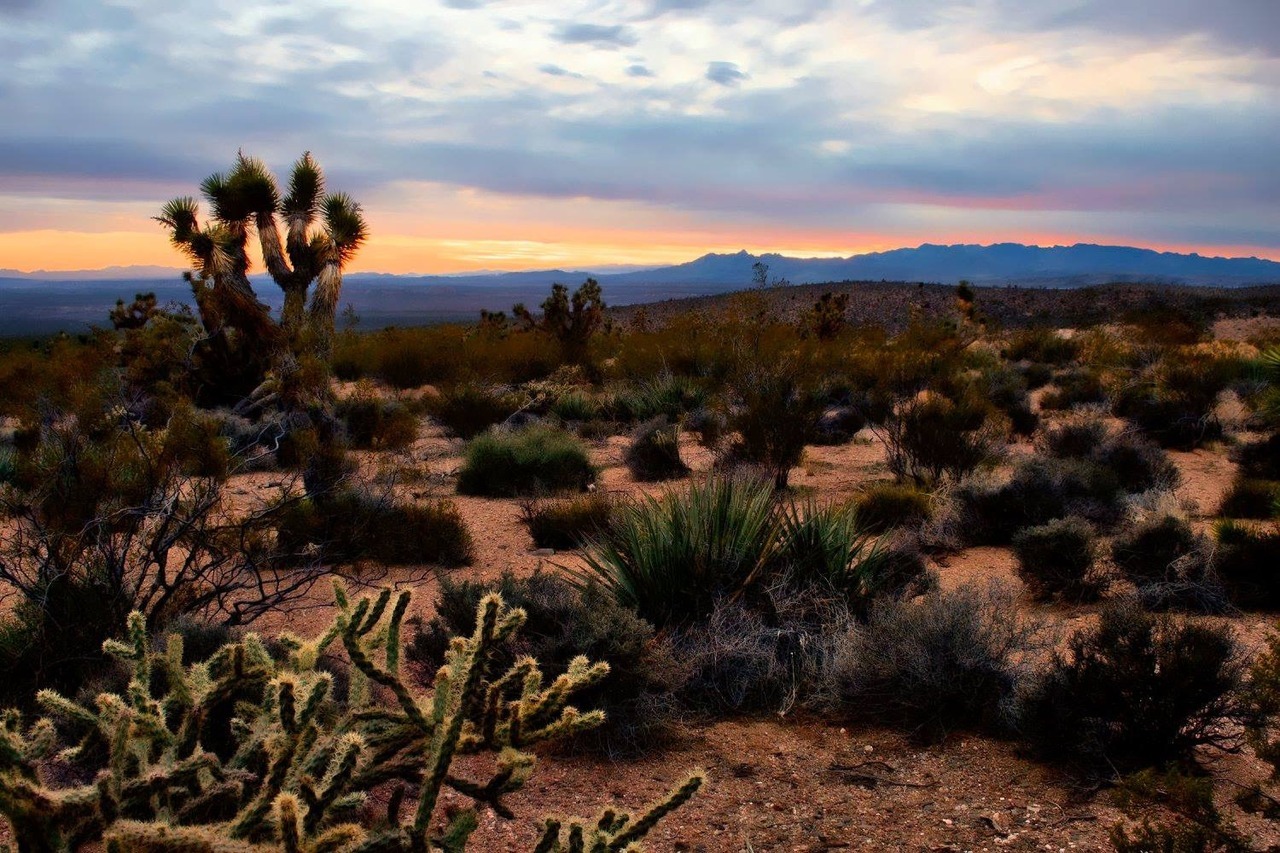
[155, 152, 367, 403]
[0, 585, 702, 852]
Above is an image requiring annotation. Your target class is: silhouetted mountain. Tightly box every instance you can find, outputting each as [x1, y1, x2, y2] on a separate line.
[4, 243, 1277, 336]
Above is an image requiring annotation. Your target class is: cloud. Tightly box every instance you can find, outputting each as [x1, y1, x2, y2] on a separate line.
[551, 23, 638, 48]
[539, 63, 585, 78]
[705, 61, 748, 86]
[625, 63, 655, 77]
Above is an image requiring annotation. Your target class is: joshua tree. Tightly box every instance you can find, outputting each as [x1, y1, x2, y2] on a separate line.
[512, 278, 606, 365]
[155, 152, 367, 407]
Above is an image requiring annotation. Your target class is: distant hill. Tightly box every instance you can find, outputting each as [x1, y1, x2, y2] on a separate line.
[4, 243, 1278, 336]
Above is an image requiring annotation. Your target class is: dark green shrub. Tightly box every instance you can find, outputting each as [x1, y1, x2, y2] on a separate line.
[959, 456, 1124, 545]
[1041, 368, 1107, 410]
[276, 489, 473, 567]
[551, 390, 602, 423]
[1218, 477, 1279, 519]
[1042, 419, 1109, 459]
[407, 571, 682, 755]
[520, 492, 614, 550]
[1113, 515, 1204, 585]
[1234, 433, 1280, 480]
[852, 482, 933, 534]
[375, 341, 435, 389]
[1021, 604, 1243, 774]
[612, 373, 708, 422]
[1096, 432, 1181, 493]
[425, 382, 524, 439]
[336, 394, 418, 450]
[685, 406, 727, 449]
[1012, 516, 1101, 601]
[457, 424, 596, 497]
[1213, 520, 1280, 608]
[823, 583, 1035, 741]
[576, 477, 778, 626]
[624, 417, 689, 482]
[727, 364, 824, 489]
[1114, 386, 1224, 450]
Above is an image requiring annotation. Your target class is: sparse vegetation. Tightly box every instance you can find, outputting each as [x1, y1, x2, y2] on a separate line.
[457, 424, 596, 497]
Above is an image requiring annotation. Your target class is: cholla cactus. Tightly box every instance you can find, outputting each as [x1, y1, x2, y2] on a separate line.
[0, 584, 702, 852]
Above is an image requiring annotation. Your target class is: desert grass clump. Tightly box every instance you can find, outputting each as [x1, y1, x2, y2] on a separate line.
[852, 482, 933, 534]
[457, 424, 596, 497]
[0, 584, 703, 851]
[822, 583, 1037, 741]
[425, 382, 525, 439]
[1021, 604, 1244, 775]
[1004, 327, 1079, 365]
[519, 492, 615, 550]
[1113, 512, 1224, 613]
[1234, 433, 1280, 480]
[1012, 516, 1102, 602]
[1041, 418, 1110, 459]
[624, 416, 690, 482]
[550, 390, 602, 423]
[612, 373, 709, 422]
[576, 477, 778, 626]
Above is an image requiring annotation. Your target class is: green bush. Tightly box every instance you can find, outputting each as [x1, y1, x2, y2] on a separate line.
[519, 492, 614, 550]
[685, 406, 727, 449]
[276, 489, 474, 567]
[1218, 477, 1279, 519]
[336, 394, 418, 450]
[1213, 520, 1280, 608]
[1234, 433, 1280, 480]
[408, 572, 682, 755]
[1012, 516, 1101, 602]
[1020, 362, 1053, 390]
[1004, 327, 1078, 365]
[1041, 419, 1109, 459]
[852, 482, 932, 534]
[457, 424, 596, 497]
[1096, 432, 1181, 493]
[611, 373, 708, 422]
[1021, 604, 1243, 775]
[550, 390, 602, 423]
[879, 392, 1005, 484]
[823, 583, 1035, 741]
[959, 456, 1124, 545]
[624, 417, 689, 482]
[426, 382, 524, 439]
[576, 477, 778, 626]
[1112, 515, 1223, 612]
[726, 364, 825, 489]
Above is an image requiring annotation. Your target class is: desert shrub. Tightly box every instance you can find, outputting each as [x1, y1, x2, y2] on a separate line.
[520, 492, 614, 550]
[1021, 604, 1243, 775]
[1218, 477, 1279, 519]
[624, 417, 690, 481]
[1005, 327, 1079, 365]
[407, 572, 681, 755]
[456, 424, 596, 497]
[375, 337, 437, 389]
[726, 363, 825, 489]
[1114, 385, 1225, 450]
[1234, 433, 1280, 480]
[1112, 514, 1224, 613]
[576, 477, 778, 626]
[811, 405, 866, 445]
[425, 382, 524, 439]
[1096, 431, 1182, 493]
[1213, 520, 1280, 608]
[852, 482, 933, 534]
[1040, 367, 1107, 410]
[879, 391, 1006, 484]
[0, 446, 13, 484]
[958, 456, 1124, 545]
[336, 393, 418, 450]
[1012, 516, 1102, 601]
[276, 489, 473, 567]
[822, 583, 1036, 741]
[0, 585, 702, 851]
[1042, 418, 1110, 459]
[977, 364, 1040, 437]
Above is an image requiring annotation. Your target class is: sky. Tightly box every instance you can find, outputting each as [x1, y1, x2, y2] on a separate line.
[0, 0, 1278, 274]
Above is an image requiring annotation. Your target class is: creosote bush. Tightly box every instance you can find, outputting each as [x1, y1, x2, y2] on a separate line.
[958, 456, 1124, 545]
[1021, 603, 1244, 775]
[878, 391, 1006, 485]
[425, 382, 524, 440]
[852, 482, 933, 534]
[1012, 516, 1102, 602]
[457, 424, 596, 498]
[335, 392, 418, 450]
[0, 584, 702, 851]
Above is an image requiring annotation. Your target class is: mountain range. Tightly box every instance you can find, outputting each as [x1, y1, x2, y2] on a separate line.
[3, 242, 1278, 336]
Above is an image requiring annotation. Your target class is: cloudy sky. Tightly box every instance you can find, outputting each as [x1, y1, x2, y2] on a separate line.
[1, 0, 1277, 273]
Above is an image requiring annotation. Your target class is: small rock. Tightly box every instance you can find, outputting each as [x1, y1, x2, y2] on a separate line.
[531, 548, 555, 557]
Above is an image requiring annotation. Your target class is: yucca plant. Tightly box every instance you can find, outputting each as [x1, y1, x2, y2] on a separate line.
[774, 501, 885, 593]
[575, 477, 780, 626]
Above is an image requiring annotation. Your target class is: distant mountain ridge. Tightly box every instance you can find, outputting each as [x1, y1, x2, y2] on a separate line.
[4, 242, 1279, 287]
[3, 242, 1278, 336]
